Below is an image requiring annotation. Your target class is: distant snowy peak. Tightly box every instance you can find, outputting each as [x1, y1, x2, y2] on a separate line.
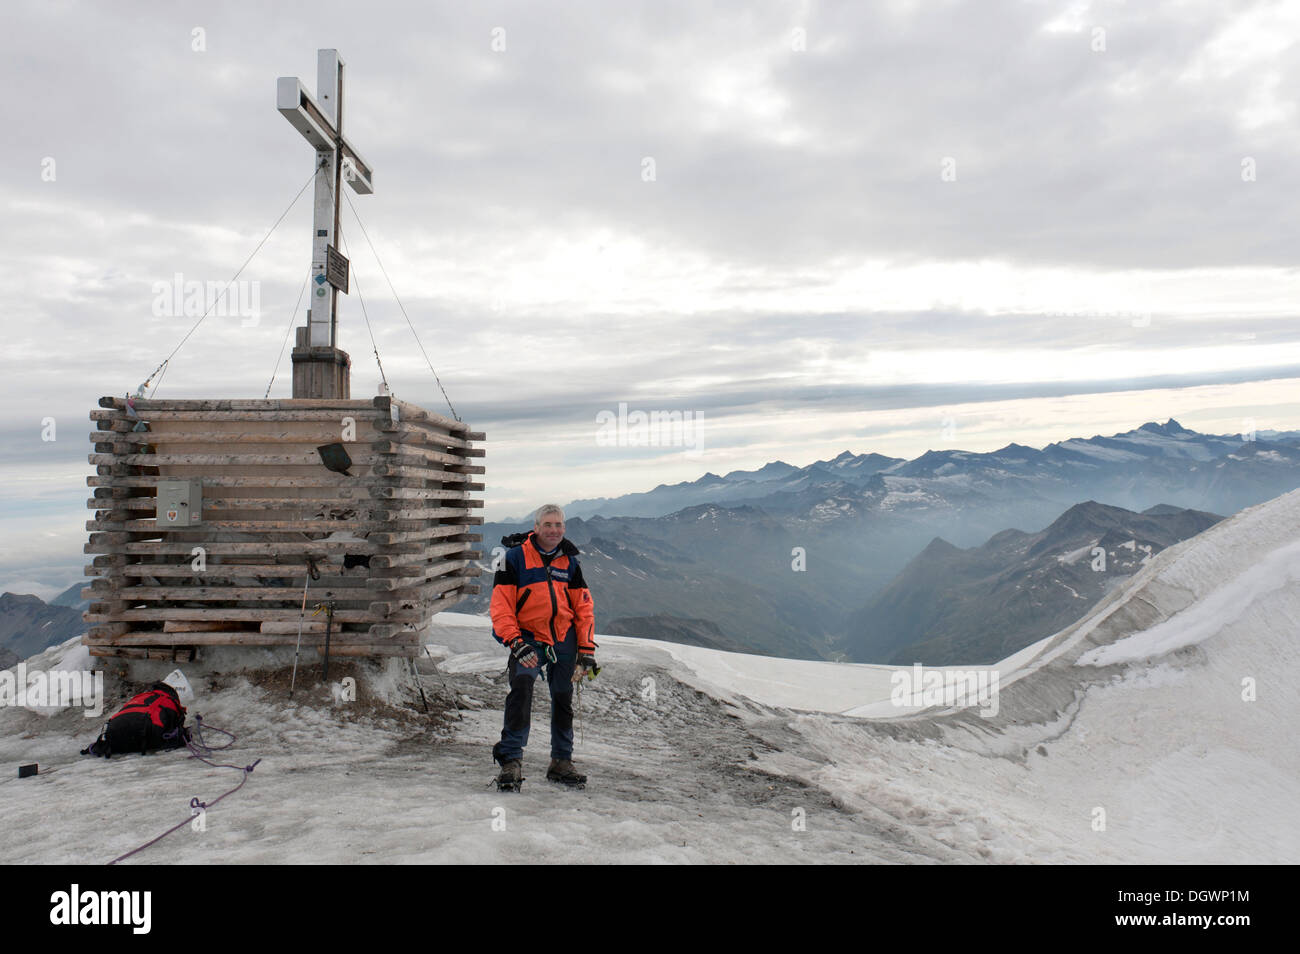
[1029, 499, 1220, 556]
[877, 482, 951, 513]
[893, 448, 981, 478]
[844, 499, 1225, 665]
[665, 502, 764, 524]
[1037, 499, 1129, 539]
[721, 460, 800, 483]
[811, 451, 907, 476]
[1045, 419, 1243, 464]
[1138, 417, 1195, 437]
[0, 592, 86, 661]
[1220, 440, 1300, 464]
[561, 418, 1295, 520]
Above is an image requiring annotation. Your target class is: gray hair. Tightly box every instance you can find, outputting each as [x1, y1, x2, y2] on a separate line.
[534, 504, 565, 525]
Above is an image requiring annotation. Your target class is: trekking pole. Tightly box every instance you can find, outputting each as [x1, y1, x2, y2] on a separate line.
[422, 645, 461, 719]
[289, 558, 319, 698]
[407, 657, 429, 713]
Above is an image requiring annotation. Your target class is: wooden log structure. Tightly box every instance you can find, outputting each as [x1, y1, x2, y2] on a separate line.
[82, 395, 484, 659]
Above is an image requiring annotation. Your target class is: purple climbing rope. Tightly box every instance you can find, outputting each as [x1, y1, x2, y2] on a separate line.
[186, 715, 236, 760]
[107, 716, 261, 866]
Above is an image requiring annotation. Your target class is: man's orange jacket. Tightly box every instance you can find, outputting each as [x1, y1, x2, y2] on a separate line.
[489, 531, 596, 652]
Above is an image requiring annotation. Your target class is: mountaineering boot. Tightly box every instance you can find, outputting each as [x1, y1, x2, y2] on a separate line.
[496, 759, 523, 792]
[492, 741, 524, 792]
[546, 758, 587, 787]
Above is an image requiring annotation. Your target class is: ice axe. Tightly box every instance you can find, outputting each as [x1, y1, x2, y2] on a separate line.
[313, 600, 335, 683]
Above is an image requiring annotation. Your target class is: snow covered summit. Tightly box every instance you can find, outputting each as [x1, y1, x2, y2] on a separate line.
[1, 488, 1297, 863]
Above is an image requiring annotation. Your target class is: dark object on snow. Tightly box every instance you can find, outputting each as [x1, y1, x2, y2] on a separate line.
[18, 763, 37, 779]
[316, 442, 353, 475]
[81, 682, 190, 758]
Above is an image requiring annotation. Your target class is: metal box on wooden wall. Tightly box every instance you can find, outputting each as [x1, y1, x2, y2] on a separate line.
[156, 479, 203, 527]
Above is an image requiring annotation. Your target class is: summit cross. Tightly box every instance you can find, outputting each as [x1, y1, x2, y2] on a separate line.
[277, 49, 374, 350]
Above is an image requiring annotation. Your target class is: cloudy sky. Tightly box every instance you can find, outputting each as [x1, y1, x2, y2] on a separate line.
[2, 0, 1298, 597]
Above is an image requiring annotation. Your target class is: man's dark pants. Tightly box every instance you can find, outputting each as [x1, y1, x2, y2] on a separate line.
[496, 626, 576, 762]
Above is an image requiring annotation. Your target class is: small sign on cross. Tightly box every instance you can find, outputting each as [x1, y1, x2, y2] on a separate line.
[325, 245, 350, 293]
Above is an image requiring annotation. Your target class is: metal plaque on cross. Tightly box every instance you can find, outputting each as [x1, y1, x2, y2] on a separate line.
[325, 244, 350, 293]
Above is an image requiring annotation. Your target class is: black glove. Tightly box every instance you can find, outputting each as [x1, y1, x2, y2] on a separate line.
[574, 653, 600, 682]
[509, 638, 539, 668]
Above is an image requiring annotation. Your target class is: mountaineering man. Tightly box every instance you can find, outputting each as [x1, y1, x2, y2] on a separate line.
[489, 503, 598, 790]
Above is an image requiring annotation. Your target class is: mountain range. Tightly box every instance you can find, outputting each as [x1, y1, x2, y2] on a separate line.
[468, 419, 1299, 661]
[0, 585, 88, 669]
[4, 419, 1296, 668]
[558, 419, 1300, 522]
[847, 500, 1223, 665]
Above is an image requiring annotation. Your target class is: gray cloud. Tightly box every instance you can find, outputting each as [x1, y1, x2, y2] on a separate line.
[2, 0, 1298, 555]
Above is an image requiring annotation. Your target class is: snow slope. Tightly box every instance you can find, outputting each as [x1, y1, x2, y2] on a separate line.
[738, 486, 1300, 862]
[1, 488, 1297, 863]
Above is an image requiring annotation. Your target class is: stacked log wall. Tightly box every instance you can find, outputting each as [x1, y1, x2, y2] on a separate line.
[82, 396, 484, 659]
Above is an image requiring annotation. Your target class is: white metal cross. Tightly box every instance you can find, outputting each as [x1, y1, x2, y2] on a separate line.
[277, 49, 374, 349]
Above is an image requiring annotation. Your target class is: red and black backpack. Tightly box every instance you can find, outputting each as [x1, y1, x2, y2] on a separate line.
[81, 682, 190, 758]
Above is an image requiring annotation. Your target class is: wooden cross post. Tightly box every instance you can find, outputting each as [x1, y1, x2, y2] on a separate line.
[277, 49, 375, 398]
